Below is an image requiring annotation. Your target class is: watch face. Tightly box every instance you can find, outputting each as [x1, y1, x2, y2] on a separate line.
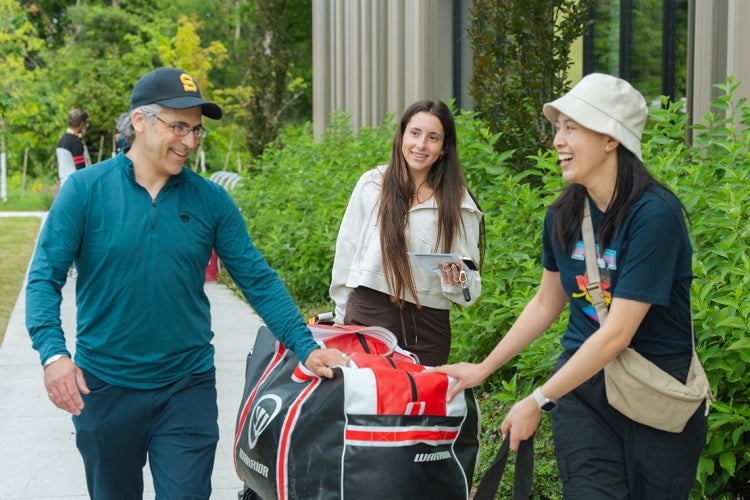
[533, 388, 557, 412]
[541, 400, 557, 412]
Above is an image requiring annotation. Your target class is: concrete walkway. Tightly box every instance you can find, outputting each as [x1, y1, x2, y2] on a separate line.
[0, 212, 260, 499]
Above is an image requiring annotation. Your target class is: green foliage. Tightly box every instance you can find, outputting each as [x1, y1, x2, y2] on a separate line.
[241, 0, 302, 157]
[50, 4, 148, 162]
[0, 171, 56, 211]
[234, 80, 749, 498]
[2, 2, 217, 175]
[1, 0, 55, 175]
[468, 0, 593, 173]
[659, 78, 749, 499]
[232, 112, 394, 313]
[588, 0, 689, 103]
[475, 380, 562, 499]
[50, 8, 229, 164]
[0, 0, 312, 179]
[279, 5, 311, 109]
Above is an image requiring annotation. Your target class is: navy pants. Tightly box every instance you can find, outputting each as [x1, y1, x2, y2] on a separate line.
[550, 351, 708, 500]
[73, 368, 219, 500]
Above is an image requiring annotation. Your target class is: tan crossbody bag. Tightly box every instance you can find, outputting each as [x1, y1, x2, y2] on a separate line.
[582, 201, 713, 433]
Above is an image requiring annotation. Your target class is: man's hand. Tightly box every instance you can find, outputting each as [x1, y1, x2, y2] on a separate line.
[44, 357, 90, 416]
[304, 348, 350, 379]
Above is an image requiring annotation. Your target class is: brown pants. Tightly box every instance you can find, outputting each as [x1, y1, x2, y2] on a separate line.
[343, 287, 451, 366]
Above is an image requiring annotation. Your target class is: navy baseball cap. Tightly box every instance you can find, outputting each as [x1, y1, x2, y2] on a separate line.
[130, 67, 223, 120]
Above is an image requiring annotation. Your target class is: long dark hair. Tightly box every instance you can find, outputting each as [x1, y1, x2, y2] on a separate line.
[550, 147, 686, 251]
[379, 100, 485, 306]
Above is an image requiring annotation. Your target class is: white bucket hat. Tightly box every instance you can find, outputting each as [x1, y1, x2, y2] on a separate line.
[543, 73, 648, 161]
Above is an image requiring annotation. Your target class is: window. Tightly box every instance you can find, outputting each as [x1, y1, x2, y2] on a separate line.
[583, 0, 688, 107]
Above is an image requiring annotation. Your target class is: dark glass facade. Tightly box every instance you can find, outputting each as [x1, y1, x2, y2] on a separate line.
[583, 0, 689, 106]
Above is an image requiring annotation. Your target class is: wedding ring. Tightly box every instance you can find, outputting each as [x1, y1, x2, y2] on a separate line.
[341, 353, 348, 359]
[443, 265, 450, 272]
[48, 392, 53, 397]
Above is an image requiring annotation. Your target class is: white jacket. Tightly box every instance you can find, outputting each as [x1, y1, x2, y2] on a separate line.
[330, 166, 483, 321]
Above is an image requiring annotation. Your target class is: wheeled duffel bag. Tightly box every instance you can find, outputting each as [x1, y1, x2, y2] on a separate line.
[233, 324, 480, 500]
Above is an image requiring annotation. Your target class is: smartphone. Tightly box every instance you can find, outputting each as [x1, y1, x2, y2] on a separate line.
[461, 257, 478, 271]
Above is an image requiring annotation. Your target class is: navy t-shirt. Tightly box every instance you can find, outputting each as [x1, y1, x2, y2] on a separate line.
[542, 186, 693, 357]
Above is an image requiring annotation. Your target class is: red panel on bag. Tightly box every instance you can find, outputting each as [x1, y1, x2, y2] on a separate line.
[345, 427, 460, 445]
[323, 334, 391, 355]
[348, 353, 450, 415]
[349, 353, 422, 372]
[409, 372, 450, 414]
[372, 369, 412, 414]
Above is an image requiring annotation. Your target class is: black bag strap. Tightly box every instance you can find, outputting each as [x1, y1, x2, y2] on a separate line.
[473, 432, 534, 500]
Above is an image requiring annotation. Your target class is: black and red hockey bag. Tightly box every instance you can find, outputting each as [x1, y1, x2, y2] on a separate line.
[233, 324, 480, 500]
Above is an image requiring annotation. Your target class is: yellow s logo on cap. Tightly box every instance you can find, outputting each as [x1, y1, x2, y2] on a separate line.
[180, 74, 198, 93]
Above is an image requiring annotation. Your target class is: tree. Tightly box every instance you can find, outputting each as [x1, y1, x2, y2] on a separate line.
[52, 4, 146, 160]
[43, 5, 228, 162]
[1, 0, 56, 177]
[241, 0, 307, 157]
[469, 0, 593, 173]
[2, 0, 316, 175]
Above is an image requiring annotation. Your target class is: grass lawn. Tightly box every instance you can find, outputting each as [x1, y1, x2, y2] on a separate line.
[0, 217, 42, 344]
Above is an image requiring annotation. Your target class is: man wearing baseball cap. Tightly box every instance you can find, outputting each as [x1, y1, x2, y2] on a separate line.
[26, 67, 348, 498]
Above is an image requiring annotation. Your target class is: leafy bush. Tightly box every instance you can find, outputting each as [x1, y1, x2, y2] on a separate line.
[666, 80, 749, 499]
[232, 113, 392, 315]
[233, 81, 749, 498]
[0, 171, 57, 211]
[468, 0, 592, 173]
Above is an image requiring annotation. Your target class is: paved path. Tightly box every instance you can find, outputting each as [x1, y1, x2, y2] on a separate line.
[0, 212, 260, 499]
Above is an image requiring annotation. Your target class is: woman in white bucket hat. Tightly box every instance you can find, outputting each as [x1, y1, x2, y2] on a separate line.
[437, 73, 707, 498]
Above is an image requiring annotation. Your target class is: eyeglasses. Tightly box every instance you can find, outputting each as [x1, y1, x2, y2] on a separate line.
[153, 115, 208, 139]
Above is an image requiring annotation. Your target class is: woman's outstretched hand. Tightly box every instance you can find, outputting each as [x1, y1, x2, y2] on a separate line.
[500, 396, 542, 451]
[432, 362, 486, 402]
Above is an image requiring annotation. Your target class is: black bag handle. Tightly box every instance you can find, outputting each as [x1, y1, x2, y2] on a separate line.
[473, 432, 534, 500]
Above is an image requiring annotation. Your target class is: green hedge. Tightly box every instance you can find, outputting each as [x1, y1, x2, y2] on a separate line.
[234, 84, 749, 498]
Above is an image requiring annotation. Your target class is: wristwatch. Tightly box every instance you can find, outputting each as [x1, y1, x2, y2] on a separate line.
[532, 387, 558, 413]
[43, 354, 69, 367]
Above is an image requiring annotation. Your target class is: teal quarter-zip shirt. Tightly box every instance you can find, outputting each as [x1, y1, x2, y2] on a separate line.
[26, 151, 319, 389]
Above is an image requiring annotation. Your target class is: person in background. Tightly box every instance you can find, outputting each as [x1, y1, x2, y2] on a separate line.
[26, 67, 348, 499]
[330, 99, 485, 366]
[56, 108, 90, 186]
[114, 112, 129, 156]
[435, 74, 707, 499]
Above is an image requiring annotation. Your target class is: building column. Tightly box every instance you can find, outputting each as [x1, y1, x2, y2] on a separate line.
[688, 0, 749, 129]
[313, 0, 454, 136]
